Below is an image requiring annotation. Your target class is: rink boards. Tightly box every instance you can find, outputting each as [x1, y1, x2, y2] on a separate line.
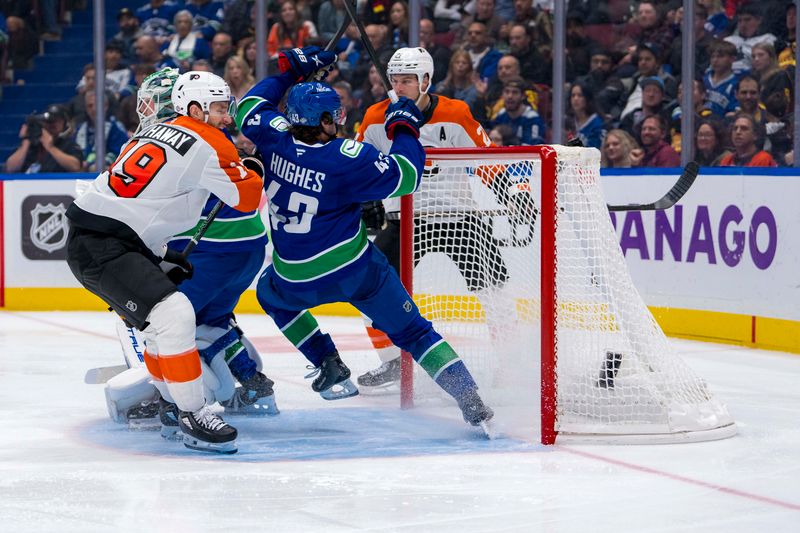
[1, 168, 800, 354]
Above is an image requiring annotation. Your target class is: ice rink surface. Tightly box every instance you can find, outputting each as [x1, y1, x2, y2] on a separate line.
[0, 310, 798, 532]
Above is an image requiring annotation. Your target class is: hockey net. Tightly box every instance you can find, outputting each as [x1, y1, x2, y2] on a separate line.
[400, 145, 736, 444]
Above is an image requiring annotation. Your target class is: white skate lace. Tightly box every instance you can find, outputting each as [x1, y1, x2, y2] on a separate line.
[304, 365, 320, 379]
[194, 407, 227, 431]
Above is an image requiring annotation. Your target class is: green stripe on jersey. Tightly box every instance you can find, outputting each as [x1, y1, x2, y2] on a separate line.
[387, 154, 418, 198]
[417, 340, 459, 379]
[224, 341, 245, 363]
[272, 224, 369, 283]
[175, 212, 267, 243]
[235, 96, 266, 130]
[281, 311, 320, 347]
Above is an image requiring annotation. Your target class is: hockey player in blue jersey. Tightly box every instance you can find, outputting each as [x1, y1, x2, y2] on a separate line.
[236, 46, 494, 429]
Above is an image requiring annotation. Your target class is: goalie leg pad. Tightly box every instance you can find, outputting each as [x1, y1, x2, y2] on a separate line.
[104, 367, 160, 424]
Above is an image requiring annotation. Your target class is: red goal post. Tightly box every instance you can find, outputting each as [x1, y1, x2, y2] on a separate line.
[399, 145, 736, 445]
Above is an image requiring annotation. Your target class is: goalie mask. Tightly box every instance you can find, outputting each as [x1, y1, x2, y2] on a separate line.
[136, 67, 179, 132]
[171, 70, 237, 122]
[387, 47, 434, 94]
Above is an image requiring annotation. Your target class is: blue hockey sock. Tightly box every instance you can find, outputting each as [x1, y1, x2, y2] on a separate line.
[277, 310, 336, 367]
[227, 349, 257, 382]
[198, 328, 258, 382]
[415, 339, 478, 400]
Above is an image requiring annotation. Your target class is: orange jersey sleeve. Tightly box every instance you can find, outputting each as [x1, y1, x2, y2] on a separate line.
[172, 116, 263, 212]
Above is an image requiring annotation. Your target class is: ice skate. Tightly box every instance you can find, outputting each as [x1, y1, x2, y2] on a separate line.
[178, 405, 238, 454]
[457, 390, 496, 438]
[356, 358, 401, 394]
[158, 398, 181, 441]
[221, 371, 280, 416]
[126, 401, 160, 430]
[305, 351, 359, 400]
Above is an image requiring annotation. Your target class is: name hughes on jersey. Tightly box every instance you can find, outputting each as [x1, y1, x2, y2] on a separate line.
[269, 152, 326, 192]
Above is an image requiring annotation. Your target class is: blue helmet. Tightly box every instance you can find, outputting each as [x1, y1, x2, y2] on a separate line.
[285, 82, 344, 126]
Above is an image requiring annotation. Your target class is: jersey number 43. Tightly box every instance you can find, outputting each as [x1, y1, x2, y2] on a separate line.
[265, 181, 318, 234]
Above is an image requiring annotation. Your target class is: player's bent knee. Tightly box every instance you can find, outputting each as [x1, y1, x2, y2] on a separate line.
[144, 292, 197, 354]
[386, 315, 436, 356]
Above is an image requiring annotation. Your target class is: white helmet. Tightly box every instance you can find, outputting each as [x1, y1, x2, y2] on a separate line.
[171, 70, 235, 120]
[387, 47, 435, 94]
[136, 67, 179, 132]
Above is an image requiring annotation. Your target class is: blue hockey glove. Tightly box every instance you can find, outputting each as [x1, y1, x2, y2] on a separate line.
[384, 97, 422, 140]
[278, 46, 337, 82]
[162, 248, 193, 285]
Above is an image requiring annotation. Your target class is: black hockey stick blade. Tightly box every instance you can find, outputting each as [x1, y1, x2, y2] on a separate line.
[180, 199, 224, 259]
[607, 161, 699, 212]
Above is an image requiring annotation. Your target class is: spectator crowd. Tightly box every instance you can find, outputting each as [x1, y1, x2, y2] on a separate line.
[3, 0, 799, 172]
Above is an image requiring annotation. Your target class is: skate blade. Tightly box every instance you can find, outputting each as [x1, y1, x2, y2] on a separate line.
[224, 395, 280, 416]
[320, 378, 359, 401]
[357, 381, 399, 396]
[182, 435, 238, 454]
[127, 418, 161, 431]
[160, 425, 182, 441]
[479, 420, 498, 440]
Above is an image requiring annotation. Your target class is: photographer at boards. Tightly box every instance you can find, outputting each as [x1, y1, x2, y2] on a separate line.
[4, 105, 83, 173]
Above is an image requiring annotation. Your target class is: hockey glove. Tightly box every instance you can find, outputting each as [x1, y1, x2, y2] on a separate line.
[278, 46, 337, 82]
[361, 200, 386, 230]
[506, 183, 538, 225]
[162, 248, 194, 285]
[241, 155, 265, 178]
[384, 97, 423, 140]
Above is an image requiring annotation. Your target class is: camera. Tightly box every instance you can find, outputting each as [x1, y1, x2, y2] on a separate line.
[23, 105, 68, 146]
[24, 114, 46, 145]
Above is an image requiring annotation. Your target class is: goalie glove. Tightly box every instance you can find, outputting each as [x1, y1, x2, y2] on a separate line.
[161, 248, 193, 285]
[361, 200, 386, 230]
[506, 183, 538, 225]
[241, 155, 265, 178]
[278, 46, 337, 82]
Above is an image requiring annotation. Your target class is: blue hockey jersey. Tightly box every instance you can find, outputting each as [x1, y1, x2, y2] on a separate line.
[236, 73, 425, 289]
[703, 70, 741, 117]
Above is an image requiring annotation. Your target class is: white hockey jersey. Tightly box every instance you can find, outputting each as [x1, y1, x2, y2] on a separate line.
[73, 116, 263, 256]
[356, 94, 492, 215]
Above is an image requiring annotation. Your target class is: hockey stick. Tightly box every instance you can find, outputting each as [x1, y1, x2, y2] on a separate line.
[564, 138, 700, 212]
[340, 0, 398, 103]
[180, 198, 224, 258]
[606, 161, 699, 212]
[84, 364, 128, 384]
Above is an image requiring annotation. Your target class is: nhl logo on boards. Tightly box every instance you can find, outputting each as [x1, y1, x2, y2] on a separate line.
[22, 196, 73, 260]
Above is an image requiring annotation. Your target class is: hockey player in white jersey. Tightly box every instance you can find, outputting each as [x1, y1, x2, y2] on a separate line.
[66, 70, 263, 454]
[101, 68, 278, 439]
[355, 47, 537, 391]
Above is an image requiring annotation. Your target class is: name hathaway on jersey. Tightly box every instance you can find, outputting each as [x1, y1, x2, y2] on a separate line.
[269, 152, 325, 192]
[138, 124, 198, 156]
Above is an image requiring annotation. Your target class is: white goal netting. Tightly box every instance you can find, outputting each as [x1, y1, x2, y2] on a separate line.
[406, 146, 736, 444]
